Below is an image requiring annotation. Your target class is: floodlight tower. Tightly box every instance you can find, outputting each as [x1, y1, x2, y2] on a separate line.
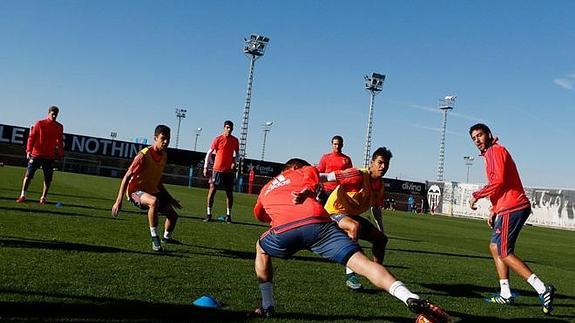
[464, 155, 474, 183]
[436, 96, 456, 181]
[110, 131, 117, 140]
[260, 121, 273, 161]
[363, 73, 385, 167]
[239, 33, 270, 161]
[193, 127, 202, 151]
[175, 108, 187, 149]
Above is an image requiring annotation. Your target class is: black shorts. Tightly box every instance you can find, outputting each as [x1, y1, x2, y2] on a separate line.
[331, 214, 379, 241]
[209, 172, 235, 191]
[129, 190, 171, 213]
[25, 157, 55, 182]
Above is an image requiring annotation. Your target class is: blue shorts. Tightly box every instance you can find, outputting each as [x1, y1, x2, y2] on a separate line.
[491, 207, 531, 257]
[25, 157, 54, 182]
[259, 222, 361, 265]
[331, 214, 378, 240]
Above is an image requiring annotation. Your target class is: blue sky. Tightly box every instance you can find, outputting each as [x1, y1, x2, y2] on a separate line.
[1, 1, 574, 188]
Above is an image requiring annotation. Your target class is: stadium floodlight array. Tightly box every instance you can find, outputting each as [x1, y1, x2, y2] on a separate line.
[363, 73, 386, 168]
[436, 96, 456, 181]
[194, 127, 202, 151]
[243, 34, 270, 57]
[464, 155, 474, 183]
[175, 108, 187, 149]
[110, 132, 117, 140]
[239, 33, 270, 166]
[260, 121, 273, 161]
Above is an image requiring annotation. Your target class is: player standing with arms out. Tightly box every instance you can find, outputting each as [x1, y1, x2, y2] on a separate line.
[321, 147, 391, 291]
[203, 120, 239, 223]
[316, 135, 353, 204]
[112, 125, 181, 252]
[16, 106, 64, 204]
[251, 158, 449, 322]
[468, 123, 555, 315]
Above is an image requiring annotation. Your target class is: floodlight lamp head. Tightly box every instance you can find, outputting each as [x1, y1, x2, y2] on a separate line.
[439, 95, 456, 110]
[365, 72, 385, 92]
[244, 33, 270, 56]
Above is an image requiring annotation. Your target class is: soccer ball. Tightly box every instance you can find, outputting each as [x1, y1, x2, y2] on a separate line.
[415, 314, 433, 323]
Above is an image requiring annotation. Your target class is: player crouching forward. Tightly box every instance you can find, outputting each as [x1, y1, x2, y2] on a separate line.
[321, 147, 392, 290]
[251, 158, 449, 322]
[112, 125, 182, 252]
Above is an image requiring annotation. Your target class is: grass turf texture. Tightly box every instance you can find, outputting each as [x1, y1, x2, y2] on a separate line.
[0, 165, 573, 322]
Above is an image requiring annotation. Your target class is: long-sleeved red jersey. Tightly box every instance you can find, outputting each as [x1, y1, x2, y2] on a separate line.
[27, 118, 64, 159]
[472, 143, 530, 214]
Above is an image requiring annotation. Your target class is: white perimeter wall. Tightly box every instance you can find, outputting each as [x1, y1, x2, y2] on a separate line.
[437, 182, 575, 230]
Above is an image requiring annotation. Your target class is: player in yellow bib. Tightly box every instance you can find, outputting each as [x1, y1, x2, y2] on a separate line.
[112, 125, 182, 252]
[322, 147, 390, 290]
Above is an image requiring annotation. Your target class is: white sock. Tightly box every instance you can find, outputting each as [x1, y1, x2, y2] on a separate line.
[259, 282, 275, 309]
[345, 267, 354, 275]
[207, 207, 212, 215]
[149, 227, 158, 237]
[527, 274, 546, 294]
[163, 230, 172, 240]
[389, 281, 419, 305]
[226, 208, 231, 216]
[21, 190, 26, 197]
[499, 279, 512, 298]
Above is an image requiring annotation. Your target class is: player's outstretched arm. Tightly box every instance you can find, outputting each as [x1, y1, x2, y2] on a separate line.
[371, 206, 384, 232]
[203, 148, 215, 177]
[112, 171, 132, 217]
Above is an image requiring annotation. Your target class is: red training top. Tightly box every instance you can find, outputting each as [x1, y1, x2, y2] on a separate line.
[27, 118, 64, 159]
[254, 166, 331, 234]
[317, 152, 353, 191]
[472, 142, 530, 214]
[210, 134, 239, 172]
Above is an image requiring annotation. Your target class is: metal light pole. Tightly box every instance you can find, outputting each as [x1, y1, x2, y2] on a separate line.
[363, 73, 385, 167]
[260, 121, 273, 161]
[436, 96, 456, 181]
[464, 156, 474, 183]
[175, 108, 187, 149]
[194, 127, 202, 151]
[239, 33, 270, 161]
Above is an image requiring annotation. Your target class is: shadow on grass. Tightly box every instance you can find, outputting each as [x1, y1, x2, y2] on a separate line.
[0, 236, 183, 257]
[190, 244, 407, 269]
[272, 312, 413, 322]
[180, 214, 270, 228]
[388, 247, 492, 260]
[448, 309, 573, 322]
[0, 288, 415, 322]
[422, 282, 575, 302]
[0, 206, 120, 220]
[0, 301, 247, 322]
[0, 189, 114, 202]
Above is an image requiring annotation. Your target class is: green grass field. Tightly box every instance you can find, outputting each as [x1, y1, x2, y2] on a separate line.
[0, 165, 573, 322]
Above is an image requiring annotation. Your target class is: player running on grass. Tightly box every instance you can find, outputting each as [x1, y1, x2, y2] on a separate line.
[251, 158, 449, 322]
[468, 123, 555, 315]
[16, 106, 64, 205]
[320, 147, 391, 290]
[112, 125, 181, 252]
